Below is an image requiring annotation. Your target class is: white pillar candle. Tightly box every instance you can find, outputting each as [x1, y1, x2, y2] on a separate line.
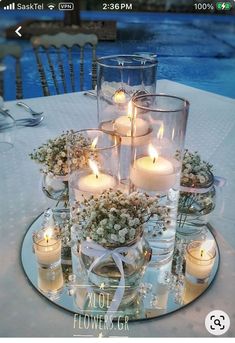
[77, 160, 116, 196]
[186, 240, 216, 282]
[114, 101, 149, 137]
[34, 230, 61, 267]
[130, 144, 176, 191]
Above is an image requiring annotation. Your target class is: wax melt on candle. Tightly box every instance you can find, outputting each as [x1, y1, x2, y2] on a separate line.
[130, 144, 176, 191]
[114, 102, 149, 137]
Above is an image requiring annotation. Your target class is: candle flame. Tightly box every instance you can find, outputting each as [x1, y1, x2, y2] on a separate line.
[148, 144, 158, 164]
[89, 159, 99, 178]
[91, 136, 98, 149]
[157, 124, 164, 140]
[127, 101, 133, 120]
[113, 89, 126, 104]
[44, 229, 53, 243]
[200, 240, 214, 257]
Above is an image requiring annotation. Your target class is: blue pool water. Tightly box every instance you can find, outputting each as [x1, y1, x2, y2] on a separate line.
[1, 11, 235, 100]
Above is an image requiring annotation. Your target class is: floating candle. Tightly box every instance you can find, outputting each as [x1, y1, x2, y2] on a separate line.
[130, 144, 176, 191]
[114, 102, 149, 137]
[77, 160, 116, 195]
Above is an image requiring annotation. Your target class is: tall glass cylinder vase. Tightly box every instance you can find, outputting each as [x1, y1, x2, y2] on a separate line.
[67, 129, 121, 211]
[131, 94, 189, 265]
[97, 55, 157, 184]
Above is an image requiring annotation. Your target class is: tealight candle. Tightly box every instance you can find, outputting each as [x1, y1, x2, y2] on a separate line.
[114, 102, 149, 137]
[77, 160, 116, 197]
[130, 144, 176, 191]
[33, 228, 61, 268]
[185, 240, 216, 283]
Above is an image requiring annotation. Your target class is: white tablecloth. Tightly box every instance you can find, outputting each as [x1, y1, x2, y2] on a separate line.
[0, 80, 235, 337]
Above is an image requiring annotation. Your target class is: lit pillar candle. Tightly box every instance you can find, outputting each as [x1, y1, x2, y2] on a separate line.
[33, 228, 61, 268]
[130, 144, 176, 191]
[77, 160, 116, 195]
[185, 240, 216, 283]
[114, 101, 149, 137]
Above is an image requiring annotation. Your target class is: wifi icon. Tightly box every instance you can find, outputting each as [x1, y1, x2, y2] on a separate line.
[48, 3, 56, 10]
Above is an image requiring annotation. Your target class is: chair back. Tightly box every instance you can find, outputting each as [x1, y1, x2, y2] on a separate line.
[0, 44, 23, 99]
[31, 33, 98, 96]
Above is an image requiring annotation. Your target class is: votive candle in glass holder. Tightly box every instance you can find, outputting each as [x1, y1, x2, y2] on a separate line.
[185, 240, 216, 284]
[33, 227, 61, 268]
[68, 129, 121, 203]
[131, 94, 189, 265]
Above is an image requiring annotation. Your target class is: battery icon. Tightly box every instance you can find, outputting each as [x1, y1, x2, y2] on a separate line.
[216, 2, 232, 10]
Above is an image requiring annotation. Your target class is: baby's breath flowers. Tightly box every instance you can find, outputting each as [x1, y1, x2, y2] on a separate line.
[178, 150, 213, 187]
[177, 150, 215, 229]
[72, 189, 169, 247]
[29, 131, 93, 176]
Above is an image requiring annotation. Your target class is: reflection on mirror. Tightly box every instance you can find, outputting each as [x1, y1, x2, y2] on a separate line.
[21, 212, 219, 321]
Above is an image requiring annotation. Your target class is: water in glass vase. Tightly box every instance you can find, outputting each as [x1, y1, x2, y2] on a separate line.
[131, 171, 181, 266]
[80, 234, 151, 310]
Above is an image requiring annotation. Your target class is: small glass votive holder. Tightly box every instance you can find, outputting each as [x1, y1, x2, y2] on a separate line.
[33, 228, 61, 268]
[185, 240, 216, 284]
[68, 129, 121, 203]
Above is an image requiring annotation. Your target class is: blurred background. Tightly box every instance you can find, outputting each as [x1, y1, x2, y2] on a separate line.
[0, 0, 234, 100]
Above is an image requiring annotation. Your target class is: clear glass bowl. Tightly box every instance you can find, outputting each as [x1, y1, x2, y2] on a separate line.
[177, 171, 216, 236]
[42, 173, 69, 202]
[80, 232, 151, 308]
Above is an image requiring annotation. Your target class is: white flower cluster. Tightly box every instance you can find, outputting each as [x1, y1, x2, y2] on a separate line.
[72, 189, 169, 246]
[179, 149, 213, 187]
[177, 150, 215, 227]
[29, 131, 94, 176]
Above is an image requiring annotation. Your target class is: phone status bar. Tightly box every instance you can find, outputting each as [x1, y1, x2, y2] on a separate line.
[0, 1, 75, 11]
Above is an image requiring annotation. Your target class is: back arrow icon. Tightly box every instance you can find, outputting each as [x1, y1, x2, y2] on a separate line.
[15, 26, 22, 37]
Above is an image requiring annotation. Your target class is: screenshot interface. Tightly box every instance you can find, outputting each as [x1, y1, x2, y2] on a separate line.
[0, 0, 234, 339]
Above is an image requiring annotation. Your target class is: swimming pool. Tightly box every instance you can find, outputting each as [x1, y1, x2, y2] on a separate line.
[1, 11, 235, 100]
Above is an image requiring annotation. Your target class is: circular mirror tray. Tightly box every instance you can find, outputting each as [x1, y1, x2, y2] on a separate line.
[21, 211, 219, 322]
